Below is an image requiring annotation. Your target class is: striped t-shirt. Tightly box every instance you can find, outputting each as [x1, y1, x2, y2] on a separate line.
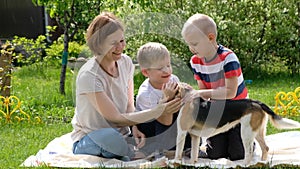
[190, 45, 248, 100]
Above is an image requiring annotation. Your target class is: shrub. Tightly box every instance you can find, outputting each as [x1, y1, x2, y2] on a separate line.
[45, 36, 84, 67]
[11, 35, 47, 66]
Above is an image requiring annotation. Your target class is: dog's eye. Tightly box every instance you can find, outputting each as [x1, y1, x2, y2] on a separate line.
[175, 89, 179, 97]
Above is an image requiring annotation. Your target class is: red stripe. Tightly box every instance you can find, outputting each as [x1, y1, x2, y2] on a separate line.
[191, 51, 233, 66]
[225, 68, 242, 78]
[202, 79, 225, 89]
[219, 51, 232, 61]
[194, 74, 200, 80]
[233, 88, 248, 100]
[191, 55, 203, 64]
[206, 51, 232, 65]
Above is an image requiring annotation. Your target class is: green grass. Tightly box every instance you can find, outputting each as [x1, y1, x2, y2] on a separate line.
[246, 77, 300, 135]
[11, 63, 75, 123]
[0, 123, 72, 169]
[1, 62, 299, 168]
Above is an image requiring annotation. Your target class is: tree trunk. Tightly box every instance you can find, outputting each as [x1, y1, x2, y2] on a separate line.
[0, 48, 12, 97]
[59, 31, 69, 95]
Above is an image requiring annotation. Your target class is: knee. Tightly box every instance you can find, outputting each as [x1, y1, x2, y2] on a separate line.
[228, 150, 244, 161]
[88, 128, 130, 157]
[206, 148, 228, 159]
[227, 143, 245, 161]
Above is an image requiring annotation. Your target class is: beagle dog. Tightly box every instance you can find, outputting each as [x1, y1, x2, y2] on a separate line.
[174, 83, 300, 165]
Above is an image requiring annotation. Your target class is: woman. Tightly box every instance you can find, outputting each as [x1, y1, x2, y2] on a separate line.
[70, 12, 181, 161]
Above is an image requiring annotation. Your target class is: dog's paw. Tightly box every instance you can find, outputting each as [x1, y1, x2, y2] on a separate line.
[242, 158, 252, 167]
[188, 158, 198, 164]
[171, 159, 183, 167]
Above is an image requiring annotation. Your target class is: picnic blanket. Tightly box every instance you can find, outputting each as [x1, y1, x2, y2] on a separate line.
[21, 131, 300, 168]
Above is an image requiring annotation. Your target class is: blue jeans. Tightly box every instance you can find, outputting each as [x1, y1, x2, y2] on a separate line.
[73, 128, 134, 161]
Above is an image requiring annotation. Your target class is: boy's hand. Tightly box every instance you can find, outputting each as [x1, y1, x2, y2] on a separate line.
[182, 89, 208, 103]
[162, 82, 179, 101]
[132, 126, 145, 149]
[192, 90, 211, 100]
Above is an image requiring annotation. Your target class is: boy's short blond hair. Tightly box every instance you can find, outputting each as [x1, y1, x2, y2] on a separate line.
[181, 13, 217, 39]
[137, 42, 170, 69]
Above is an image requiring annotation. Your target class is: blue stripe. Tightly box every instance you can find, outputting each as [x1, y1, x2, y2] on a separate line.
[193, 68, 224, 83]
[224, 61, 240, 73]
[217, 45, 229, 54]
[236, 81, 246, 97]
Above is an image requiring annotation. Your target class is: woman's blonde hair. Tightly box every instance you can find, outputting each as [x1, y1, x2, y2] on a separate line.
[86, 12, 124, 55]
[137, 42, 170, 69]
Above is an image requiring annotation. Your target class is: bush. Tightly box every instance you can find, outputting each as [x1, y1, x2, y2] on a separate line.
[45, 36, 84, 66]
[11, 35, 47, 66]
[122, 0, 299, 78]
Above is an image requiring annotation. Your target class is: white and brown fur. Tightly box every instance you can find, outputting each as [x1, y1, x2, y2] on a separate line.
[174, 83, 300, 165]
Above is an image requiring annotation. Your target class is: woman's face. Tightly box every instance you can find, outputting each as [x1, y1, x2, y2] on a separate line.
[102, 29, 126, 61]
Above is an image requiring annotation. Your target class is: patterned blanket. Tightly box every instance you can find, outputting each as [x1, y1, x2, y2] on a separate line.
[21, 131, 300, 168]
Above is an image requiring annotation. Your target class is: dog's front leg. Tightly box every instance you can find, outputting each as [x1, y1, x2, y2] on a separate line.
[175, 130, 187, 161]
[190, 133, 201, 163]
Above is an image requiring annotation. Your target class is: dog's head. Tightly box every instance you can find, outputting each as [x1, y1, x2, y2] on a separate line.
[176, 82, 194, 98]
[176, 82, 208, 108]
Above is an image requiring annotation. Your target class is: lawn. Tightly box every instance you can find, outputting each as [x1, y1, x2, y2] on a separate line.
[0, 63, 299, 168]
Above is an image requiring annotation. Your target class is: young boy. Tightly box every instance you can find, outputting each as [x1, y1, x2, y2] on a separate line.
[134, 42, 192, 156]
[181, 13, 249, 161]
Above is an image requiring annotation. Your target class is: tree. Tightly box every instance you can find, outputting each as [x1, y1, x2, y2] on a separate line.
[32, 0, 101, 94]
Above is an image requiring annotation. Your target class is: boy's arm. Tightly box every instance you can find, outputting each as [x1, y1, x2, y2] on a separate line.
[156, 114, 173, 125]
[197, 80, 206, 89]
[195, 76, 238, 100]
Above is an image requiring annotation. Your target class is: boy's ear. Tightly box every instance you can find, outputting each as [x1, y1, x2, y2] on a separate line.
[208, 33, 215, 41]
[141, 68, 149, 77]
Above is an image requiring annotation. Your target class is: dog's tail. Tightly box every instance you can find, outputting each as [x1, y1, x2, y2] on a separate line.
[254, 100, 300, 129]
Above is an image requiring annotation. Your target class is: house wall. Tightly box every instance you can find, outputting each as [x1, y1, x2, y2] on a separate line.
[0, 0, 45, 40]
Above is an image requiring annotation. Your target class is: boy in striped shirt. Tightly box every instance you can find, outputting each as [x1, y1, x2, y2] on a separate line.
[181, 13, 249, 161]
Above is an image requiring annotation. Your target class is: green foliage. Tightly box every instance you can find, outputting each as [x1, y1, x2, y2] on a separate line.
[33, 0, 300, 79]
[32, 0, 104, 94]
[100, 0, 299, 78]
[45, 36, 84, 67]
[133, 70, 146, 96]
[11, 35, 47, 65]
[32, 0, 102, 43]
[205, 0, 299, 78]
[78, 45, 93, 58]
[32, 0, 299, 79]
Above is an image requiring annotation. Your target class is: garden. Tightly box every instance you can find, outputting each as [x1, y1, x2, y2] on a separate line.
[1, 0, 299, 168]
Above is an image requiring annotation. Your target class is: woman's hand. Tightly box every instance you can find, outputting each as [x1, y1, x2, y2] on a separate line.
[160, 97, 182, 115]
[132, 126, 145, 149]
